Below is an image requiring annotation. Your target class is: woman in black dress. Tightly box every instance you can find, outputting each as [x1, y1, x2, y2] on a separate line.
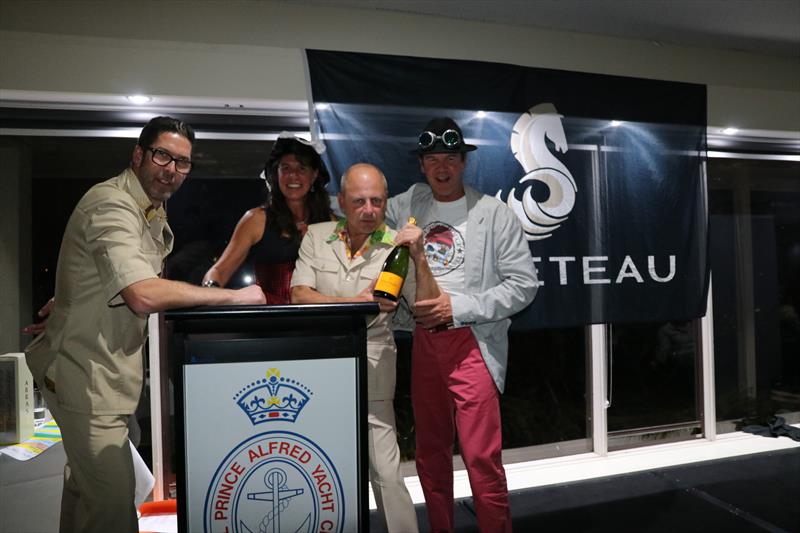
[202, 134, 334, 303]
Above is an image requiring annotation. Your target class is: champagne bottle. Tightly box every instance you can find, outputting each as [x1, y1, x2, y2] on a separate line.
[373, 217, 416, 301]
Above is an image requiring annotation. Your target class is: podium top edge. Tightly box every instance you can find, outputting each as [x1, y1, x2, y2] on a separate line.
[163, 302, 380, 321]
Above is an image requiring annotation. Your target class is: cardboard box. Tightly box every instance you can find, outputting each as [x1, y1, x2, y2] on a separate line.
[0, 353, 34, 444]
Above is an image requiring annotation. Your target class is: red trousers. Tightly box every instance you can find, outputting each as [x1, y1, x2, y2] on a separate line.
[412, 326, 512, 533]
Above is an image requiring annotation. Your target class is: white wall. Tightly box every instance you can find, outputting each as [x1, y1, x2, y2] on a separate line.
[1, 0, 799, 131]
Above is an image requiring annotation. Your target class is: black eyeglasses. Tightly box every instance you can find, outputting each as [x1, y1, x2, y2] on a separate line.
[418, 129, 462, 149]
[146, 147, 193, 173]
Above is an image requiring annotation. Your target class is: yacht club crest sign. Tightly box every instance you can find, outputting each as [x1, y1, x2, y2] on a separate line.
[203, 369, 344, 533]
[496, 103, 577, 241]
[204, 431, 344, 533]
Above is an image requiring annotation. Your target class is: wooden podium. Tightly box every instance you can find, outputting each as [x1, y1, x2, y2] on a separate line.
[165, 303, 375, 533]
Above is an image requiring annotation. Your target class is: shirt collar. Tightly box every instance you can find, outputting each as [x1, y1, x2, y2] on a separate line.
[326, 219, 394, 259]
[122, 167, 166, 223]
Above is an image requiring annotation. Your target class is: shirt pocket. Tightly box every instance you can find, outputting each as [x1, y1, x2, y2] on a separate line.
[140, 234, 166, 272]
[313, 259, 342, 293]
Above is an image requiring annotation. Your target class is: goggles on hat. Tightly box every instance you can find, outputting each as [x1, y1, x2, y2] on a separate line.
[418, 129, 462, 150]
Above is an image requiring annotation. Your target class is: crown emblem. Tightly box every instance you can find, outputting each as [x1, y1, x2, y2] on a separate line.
[234, 369, 312, 425]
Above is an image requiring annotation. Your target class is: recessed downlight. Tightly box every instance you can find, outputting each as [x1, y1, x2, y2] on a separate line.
[126, 94, 153, 105]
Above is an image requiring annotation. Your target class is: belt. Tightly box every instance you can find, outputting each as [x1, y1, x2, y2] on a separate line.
[44, 376, 56, 393]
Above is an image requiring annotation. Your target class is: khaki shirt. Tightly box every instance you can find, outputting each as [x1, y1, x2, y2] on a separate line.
[25, 168, 173, 415]
[291, 221, 414, 401]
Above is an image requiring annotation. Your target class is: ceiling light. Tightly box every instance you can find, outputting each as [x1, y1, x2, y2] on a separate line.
[722, 127, 738, 135]
[315, 103, 330, 110]
[126, 94, 153, 105]
[610, 120, 623, 127]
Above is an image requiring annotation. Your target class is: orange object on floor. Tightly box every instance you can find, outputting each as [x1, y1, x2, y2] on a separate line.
[139, 499, 177, 516]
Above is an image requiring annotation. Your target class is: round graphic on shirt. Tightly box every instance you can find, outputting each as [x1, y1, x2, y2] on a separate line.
[423, 222, 465, 276]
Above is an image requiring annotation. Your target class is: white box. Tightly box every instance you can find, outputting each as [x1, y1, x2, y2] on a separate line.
[0, 353, 35, 444]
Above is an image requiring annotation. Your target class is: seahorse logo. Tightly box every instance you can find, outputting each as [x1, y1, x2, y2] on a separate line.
[496, 103, 577, 240]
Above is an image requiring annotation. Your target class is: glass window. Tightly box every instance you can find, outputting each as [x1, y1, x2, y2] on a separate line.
[163, 175, 264, 287]
[708, 158, 800, 432]
[606, 321, 700, 450]
[503, 328, 588, 455]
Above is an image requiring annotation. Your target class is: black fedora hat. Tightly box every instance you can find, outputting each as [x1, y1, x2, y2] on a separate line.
[263, 132, 330, 186]
[412, 117, 477, 154]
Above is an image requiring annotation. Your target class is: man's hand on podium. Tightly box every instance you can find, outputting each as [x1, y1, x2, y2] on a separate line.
[233, 285, 267, 305]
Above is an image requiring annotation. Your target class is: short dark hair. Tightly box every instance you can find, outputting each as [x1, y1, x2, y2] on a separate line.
[137, 116, 195, 148]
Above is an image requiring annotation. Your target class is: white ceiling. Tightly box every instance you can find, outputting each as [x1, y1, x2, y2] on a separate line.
[285, 0, 800, 58]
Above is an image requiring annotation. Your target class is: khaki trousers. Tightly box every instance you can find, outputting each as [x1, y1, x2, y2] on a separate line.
[40, 386, 138, 533]
[368, 399, 419, 533]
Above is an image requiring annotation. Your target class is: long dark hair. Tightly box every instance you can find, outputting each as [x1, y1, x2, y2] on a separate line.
[264, 137, 332, 243]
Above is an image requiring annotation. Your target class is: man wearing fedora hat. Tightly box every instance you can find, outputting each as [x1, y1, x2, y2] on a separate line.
[386, 117, 538, 532]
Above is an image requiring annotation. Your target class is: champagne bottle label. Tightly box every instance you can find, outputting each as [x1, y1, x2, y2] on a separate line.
[372, 216, 415, 301]
[374, 271, 404, 297]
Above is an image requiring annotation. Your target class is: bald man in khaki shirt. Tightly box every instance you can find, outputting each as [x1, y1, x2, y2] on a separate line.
[292, 164, 440, 533]
[25, 117, 265, 533]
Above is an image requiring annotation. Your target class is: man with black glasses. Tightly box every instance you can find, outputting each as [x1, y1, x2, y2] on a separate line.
[386, 117, 538, 532]
[25, 116, 265, 533]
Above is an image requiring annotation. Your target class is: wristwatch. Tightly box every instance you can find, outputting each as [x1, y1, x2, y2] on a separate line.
[202, 279, 220, 288]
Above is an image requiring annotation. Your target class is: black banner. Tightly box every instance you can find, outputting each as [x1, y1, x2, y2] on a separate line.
[306, 50, 708, 329]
